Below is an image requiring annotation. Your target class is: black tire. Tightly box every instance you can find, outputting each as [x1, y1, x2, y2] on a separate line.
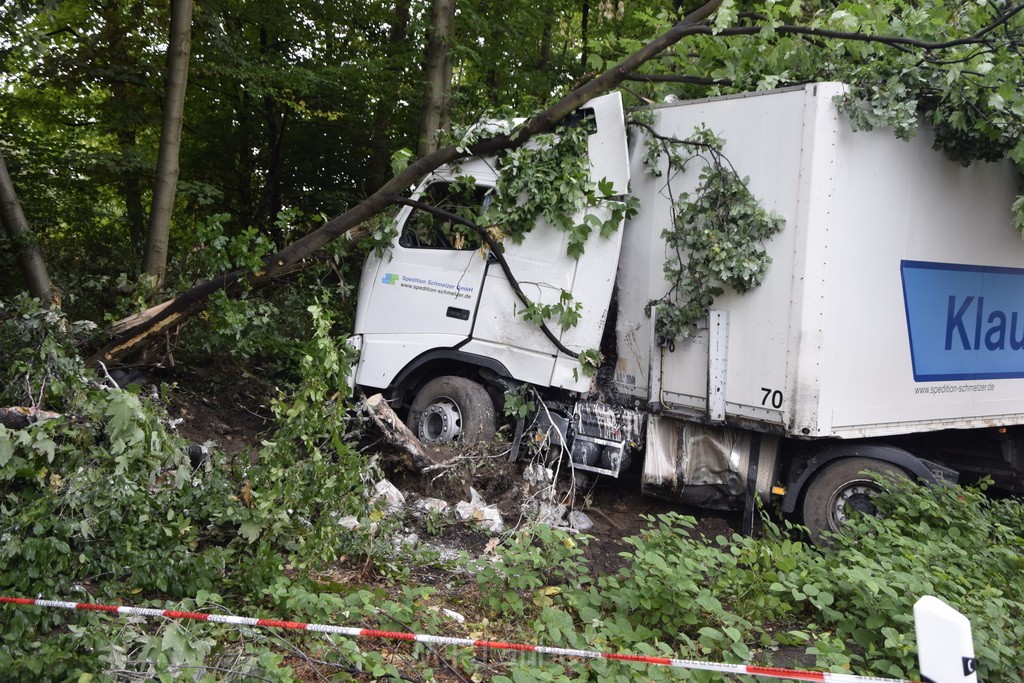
[801, 457, 910, 545]
[407, 376, 496, 445]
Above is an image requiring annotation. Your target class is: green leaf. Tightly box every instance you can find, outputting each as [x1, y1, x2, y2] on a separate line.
[239, 521, 262, 543]
[0, 429, 13, 467]
[390, 148, 414, 175]
[731, 640, 752, 660]
[713, 0, 738, 32]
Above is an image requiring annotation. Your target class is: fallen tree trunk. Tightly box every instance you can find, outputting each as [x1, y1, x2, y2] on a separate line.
[0, 406, 61, 429]
[85, 0, 724, 367]
[363, 393, 443, 471]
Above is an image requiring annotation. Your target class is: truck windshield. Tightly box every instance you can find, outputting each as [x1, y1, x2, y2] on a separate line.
[399, 182, 493, 250]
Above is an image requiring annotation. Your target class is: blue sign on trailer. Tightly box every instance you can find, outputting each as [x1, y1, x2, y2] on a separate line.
[901, 260, 1024, 381]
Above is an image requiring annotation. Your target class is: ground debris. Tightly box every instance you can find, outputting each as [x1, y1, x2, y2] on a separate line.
[0, 405, 61, 428]
[455, 487, 504, 533]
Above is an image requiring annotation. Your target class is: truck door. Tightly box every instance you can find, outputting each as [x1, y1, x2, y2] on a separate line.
[353, 181, 492, 390]
[459, 92, 631, 390]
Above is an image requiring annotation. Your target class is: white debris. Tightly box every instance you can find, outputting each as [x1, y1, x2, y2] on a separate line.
[523, 463, 555, 488]
[372, 479, 406, 509]
[455, 487, 504, 533]
[337, 515, 361, 530]
[536, 502, 567, 526]
[568, 510, 594, 532]
[414, 497, 450, 514]
[442, 608, 466, 624]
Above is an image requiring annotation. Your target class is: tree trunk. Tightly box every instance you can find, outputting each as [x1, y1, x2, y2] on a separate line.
[416, 0, 456, 158]
[254, 25, 287, 238]
[87, 0, 725, 367]
[540, 11, 553, 71]
[363, 393, 444, 471]
[142, 0, 193, 289]
[366, 0, 413, 193]
[0, 151, 56, 305]
[581, 0, 590, 69]
[118, 127, 147, 260]
[0, 406, 61, 429]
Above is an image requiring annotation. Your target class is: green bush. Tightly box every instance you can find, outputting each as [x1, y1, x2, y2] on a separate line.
[491, 480, 1024, 682]
[820, 478, 1024, 680]
[0, 297, 376, 680]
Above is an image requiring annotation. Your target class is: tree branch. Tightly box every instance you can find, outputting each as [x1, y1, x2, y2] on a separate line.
[624, 73, 731, 86]
[732, 5, 1024, 50]
[86, 0, 726, 366]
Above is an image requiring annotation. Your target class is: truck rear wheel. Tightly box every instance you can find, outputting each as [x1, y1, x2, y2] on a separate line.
[801, 457, 910, 545]
[407, 376, 496, 445]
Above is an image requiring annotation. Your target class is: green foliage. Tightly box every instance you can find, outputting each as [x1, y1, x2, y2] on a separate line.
[179, 214, 276, 278]
[0, 295, 97, 406]
[821, 477, 1024, 681]
[589, 2, 1024, 234]
[642, 125, 785, 341]
[520, 289, 583, 332]
[472, 524, 590, 618]
[0, 298, 377, 678]
[223, 298, 369, 570]
[0, 307, 235, 678]
[576, 348, 603, 378]
[503, 384, 537, 419]
[477, 481, 1024, 681]
[487, 122, 635, 259]
[170, 208, 360, 380]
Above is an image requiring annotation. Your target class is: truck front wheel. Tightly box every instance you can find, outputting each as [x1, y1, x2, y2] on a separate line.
[407, 376, 497, 445]
[801, 457, 910, 545]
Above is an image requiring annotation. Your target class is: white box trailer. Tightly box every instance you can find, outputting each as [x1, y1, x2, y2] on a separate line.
[351, 83, 1024, 541]
[617, 82, 1024, 438]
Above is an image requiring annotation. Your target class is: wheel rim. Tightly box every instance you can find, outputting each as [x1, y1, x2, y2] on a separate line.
[418, 397, 463, 443]
[826, 478, 882, 531]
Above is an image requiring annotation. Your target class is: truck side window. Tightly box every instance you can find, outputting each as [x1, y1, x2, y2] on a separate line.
[399, 182, 492, 250]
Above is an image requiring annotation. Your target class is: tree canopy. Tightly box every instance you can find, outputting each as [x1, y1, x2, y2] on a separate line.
[1, 0, 1022, 322]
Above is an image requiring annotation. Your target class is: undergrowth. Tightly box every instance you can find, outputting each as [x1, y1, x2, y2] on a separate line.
[483, 481, 1024, 682]
[2, 298, 1023, 681]
[0, 297, 393, 680]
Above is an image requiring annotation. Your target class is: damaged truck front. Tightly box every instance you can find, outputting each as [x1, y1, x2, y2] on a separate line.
[349, 84, 1024, 542]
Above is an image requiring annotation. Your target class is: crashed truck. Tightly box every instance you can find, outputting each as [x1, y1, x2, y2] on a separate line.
[348, 82, 1024, 540]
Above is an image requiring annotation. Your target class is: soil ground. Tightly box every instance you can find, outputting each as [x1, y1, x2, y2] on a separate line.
[164, 364, 743, 570]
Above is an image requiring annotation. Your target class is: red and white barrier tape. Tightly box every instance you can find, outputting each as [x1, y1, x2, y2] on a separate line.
[0, 596, 916, 683]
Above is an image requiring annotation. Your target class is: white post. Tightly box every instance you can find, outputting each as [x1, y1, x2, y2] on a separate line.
[914, 596, 978, 683]
[707, 310, 728, 423]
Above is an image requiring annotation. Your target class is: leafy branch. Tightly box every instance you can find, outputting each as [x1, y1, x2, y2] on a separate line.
[391, 196, 594, 367]
[487, 121, 637, 259]
[620, 2, 1024, 178]
[634, 121, 784, 342]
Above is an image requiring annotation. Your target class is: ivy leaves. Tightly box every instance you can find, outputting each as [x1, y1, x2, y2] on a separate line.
[645, 125, 784, 342]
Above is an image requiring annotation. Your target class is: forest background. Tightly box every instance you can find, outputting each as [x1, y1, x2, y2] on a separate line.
[2, 1, 1024, 681]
